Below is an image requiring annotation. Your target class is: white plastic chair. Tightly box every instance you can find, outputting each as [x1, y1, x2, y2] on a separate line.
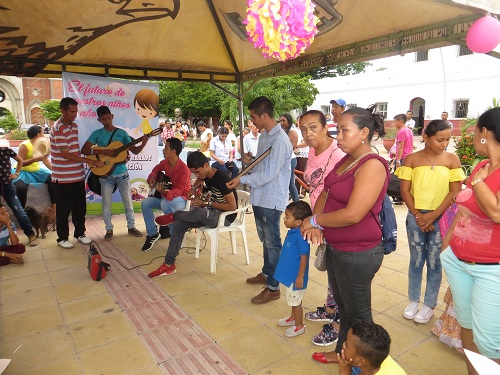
[195, 190, 251, 274]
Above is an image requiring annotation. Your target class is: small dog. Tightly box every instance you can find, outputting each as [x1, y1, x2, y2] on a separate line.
[41, 206, 56, 234]
[25, 206, 56, 239]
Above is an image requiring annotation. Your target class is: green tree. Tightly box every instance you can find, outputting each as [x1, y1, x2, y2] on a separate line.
[157, 82, 223, 118]
[305, 62, 371, 80]
[218, 74, 319, 126]
[40, 99, 61, 121]
[156, 75, 318, 131]
[0, 109, 18, 131]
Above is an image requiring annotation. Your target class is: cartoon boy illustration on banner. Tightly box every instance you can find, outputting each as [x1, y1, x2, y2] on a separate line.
[134, 89, 159, 135]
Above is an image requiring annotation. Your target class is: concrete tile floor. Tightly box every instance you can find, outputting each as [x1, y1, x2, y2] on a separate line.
[0, 137, 467, 375]
[0, 203, 467, 375]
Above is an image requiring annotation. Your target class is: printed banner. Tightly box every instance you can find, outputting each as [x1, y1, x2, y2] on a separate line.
[62, 72, 160, 214]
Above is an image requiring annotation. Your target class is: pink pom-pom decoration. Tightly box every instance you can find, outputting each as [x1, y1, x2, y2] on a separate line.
[245, 0, 319, 62]
[466, 15, 500, 54]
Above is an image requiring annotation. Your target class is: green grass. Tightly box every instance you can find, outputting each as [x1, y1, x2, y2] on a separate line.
[186, 141, 200, 149]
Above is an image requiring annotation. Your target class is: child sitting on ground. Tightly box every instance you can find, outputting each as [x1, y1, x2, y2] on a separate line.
[338, 321, 407, 375]
[0, 203, 26, 266]
[274, 201, 312, 338]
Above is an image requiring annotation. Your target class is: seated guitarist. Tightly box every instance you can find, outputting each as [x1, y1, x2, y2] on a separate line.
[148, 151, 237, 278]
[81, 105, 149, 241]
[140, 137, 191, 251]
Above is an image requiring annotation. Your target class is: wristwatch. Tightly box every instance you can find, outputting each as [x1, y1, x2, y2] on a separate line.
[207, 201, 213, 209]
[471, 179, 484, 186]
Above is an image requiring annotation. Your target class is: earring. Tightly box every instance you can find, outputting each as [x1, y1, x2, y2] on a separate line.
[361, 140, 365, 144]
[481, 138, 486, 144]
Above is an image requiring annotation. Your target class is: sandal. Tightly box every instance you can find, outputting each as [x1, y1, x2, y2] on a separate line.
[312, 352, 340, 364]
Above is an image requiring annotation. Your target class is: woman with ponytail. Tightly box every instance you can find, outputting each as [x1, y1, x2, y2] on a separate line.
[301, 105, 390, 364]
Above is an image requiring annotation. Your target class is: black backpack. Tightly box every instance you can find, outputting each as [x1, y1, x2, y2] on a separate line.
[387, 172, 402, 201]
[371, 194, 398, 254]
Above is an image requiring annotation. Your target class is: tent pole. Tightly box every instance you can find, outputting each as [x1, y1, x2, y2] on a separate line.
[237, 81, 246, 171]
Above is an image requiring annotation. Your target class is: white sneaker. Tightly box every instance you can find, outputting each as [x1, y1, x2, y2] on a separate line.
[77, 235, 92, 245]
[284, 325, 305, 338]
[403, 301, 419, 320]
[414, 306, 434, 324]
[58, 240, 74, 249]
[277, 317, 295, 327]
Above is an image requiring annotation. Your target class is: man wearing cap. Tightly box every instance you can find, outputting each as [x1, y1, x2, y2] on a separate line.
[328, 98, 346, 138]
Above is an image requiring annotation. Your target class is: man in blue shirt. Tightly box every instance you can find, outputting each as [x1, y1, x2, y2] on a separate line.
[227, 96, 292, 304]
[81, 106, 150, 241]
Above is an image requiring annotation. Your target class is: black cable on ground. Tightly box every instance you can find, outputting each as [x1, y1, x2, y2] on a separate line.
[91, 231, 208, 271]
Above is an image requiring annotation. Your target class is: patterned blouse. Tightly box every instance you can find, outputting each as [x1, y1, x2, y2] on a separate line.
[0, 147, 16, 184]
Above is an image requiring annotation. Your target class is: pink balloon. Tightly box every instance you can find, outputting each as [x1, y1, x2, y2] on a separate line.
[466, 15, 500, 53]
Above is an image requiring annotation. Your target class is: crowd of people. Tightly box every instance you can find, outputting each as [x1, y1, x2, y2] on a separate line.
[2, 93, 499, 375]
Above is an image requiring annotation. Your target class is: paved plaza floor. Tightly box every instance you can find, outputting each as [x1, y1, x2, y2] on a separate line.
[0, 139, 468, 375]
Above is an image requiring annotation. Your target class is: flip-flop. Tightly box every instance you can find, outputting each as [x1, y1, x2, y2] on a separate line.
[155, 213, 175, 226]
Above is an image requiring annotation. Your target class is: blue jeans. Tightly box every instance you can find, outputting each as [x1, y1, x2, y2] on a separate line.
[164, 207, 225, 265]
[0, 182, 35, 237]
[253, 206, 283, 290]
[211, 161, 239, 179]
[289, 158, 299, 202]
[100, 172, 135, 231]
[141, 195, 186, 236]
[406, 211, 442, 308]
[327, 243, 384, 353]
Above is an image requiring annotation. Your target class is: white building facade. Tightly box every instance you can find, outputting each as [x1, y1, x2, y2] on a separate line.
[308, 45, 500, 134]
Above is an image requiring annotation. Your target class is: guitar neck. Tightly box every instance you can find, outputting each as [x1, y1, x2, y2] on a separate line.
[234, 147, 272, 179]
[115, 128, 161, 153]
[115, 137, 146, 154]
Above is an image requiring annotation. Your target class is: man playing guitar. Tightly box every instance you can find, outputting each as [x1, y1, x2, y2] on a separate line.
[140, 137, 191, 251]
[148, 151, 237, 278]
[81, 105, 149, 241]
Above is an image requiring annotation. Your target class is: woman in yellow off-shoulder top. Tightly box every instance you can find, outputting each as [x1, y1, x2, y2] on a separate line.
[395, 120, 465, 325]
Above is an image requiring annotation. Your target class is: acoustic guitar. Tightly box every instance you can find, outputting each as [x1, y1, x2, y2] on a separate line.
[189, 185, 212, 203]
[87, 127, 162, 176]
[149, 172, 173, 199]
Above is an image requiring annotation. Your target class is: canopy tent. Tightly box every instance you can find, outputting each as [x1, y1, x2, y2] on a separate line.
[1, 0, 498, 84]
